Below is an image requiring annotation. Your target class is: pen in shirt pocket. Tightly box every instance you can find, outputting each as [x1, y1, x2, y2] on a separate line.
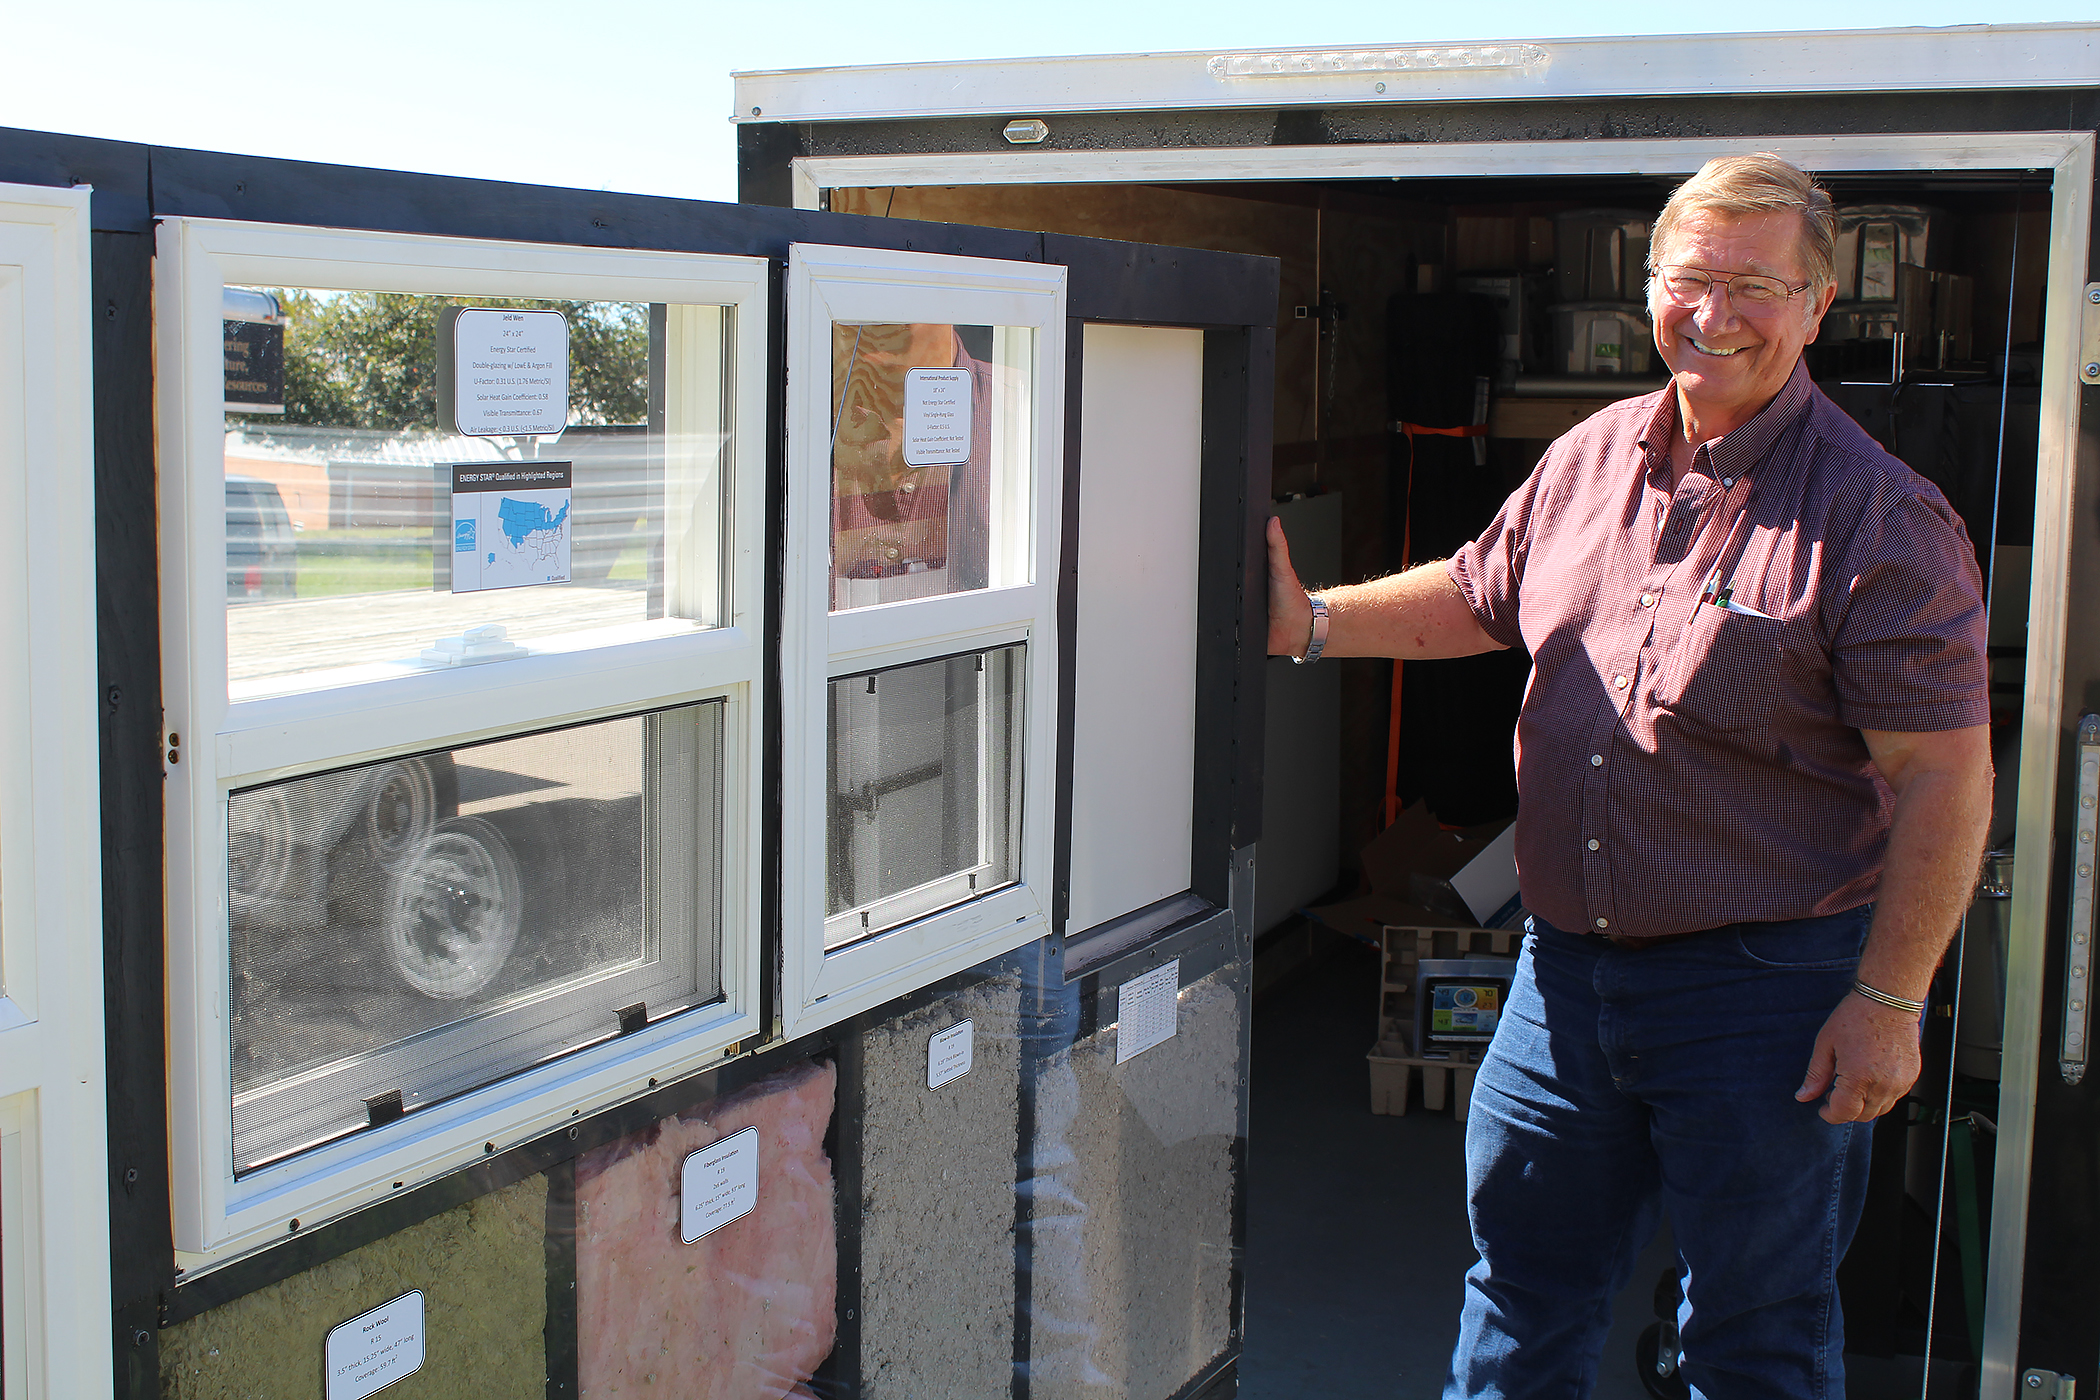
[1694, 568, 1775, 620]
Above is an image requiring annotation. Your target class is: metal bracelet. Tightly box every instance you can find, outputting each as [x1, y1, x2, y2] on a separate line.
[1852, 979, 1927, 1016]
[1293, 593, 1329, 665]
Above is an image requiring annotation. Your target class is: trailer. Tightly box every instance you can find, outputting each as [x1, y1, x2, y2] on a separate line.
[731, 21, 2100, 1400]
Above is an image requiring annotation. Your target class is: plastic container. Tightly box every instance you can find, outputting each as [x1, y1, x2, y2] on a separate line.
[1548, 302, 1654, 377]
[1553, 209, 1652, 303]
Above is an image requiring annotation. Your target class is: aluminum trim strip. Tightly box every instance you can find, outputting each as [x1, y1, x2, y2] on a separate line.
[734, 23, 2100, 124]
[790, 133, 2087, 210]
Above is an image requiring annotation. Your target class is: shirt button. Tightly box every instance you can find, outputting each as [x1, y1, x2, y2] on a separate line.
[1613, 674, 1628, 689]
[1639, 593, 1655, 608]
[1588, 839, 1601, 851]
[1595, 917, 1610, 929]
[1590, 754, 1603, 767]
[1722, 477, 1735, 488]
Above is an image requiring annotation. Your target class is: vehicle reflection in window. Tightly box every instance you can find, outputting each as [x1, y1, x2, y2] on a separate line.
[221, 289, 730, 700]
[227, 700, 723, 1173]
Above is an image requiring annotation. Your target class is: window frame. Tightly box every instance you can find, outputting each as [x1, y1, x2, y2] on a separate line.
[0, 180, 111, 1400]
[780, 244, 1066, 1037]
[156, 217, 770, 1263]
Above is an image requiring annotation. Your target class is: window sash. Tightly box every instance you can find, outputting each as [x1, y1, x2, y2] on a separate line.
[157, 218, 769, 1263]
[781, 244, 1066, 1037]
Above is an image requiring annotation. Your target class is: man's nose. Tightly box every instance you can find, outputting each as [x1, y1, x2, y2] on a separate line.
[1688, 283, 1738, 332]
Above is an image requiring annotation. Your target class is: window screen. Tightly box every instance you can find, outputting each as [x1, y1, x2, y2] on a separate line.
[229, 700, 724, 1173]
[826, 645, 1024, 948]
[830, 323, 1034, 612]
[223, 291, 731, 701]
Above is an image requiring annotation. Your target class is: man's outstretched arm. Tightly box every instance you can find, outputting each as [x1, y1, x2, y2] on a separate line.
[1266, 516, 1507, 661]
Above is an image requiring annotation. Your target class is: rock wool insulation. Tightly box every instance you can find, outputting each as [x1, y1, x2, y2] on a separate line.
[859, 973, 1024, 1399]
[1029, 968, 1242, 1400]
[159, 1174, 548, 1400]
[575, 1058, 837, 1399]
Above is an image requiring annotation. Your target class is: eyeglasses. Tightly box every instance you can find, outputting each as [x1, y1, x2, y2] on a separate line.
[1652, 265, 1811, 313]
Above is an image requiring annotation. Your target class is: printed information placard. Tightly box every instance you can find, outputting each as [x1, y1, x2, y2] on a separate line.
[902, 367, 972, 467]
[1116, 959, 1181, 1064]
[928, 1020, 975, 1089]
[681, 1126, 760, 1244]
[453, 308, 568, 437]
[448, 462, 572, 593]
[324, 1290, 425, 1400]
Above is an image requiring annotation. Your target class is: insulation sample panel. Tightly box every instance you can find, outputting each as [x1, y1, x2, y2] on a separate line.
[858, 973, 1025, 1398]
[575, 1059, 838, 1398]
[160, 1176, 548, 1400]
[1029, 967, 1242, 1400]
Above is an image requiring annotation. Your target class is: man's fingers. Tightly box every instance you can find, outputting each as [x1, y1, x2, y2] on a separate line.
[1796, 1036, 1836, 1103]
[1266, 516, 1300, 587]
[1266, 517, 1312, 657]
[1818, 1074, 1872, 1125]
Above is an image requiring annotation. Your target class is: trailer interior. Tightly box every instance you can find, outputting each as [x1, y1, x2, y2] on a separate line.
[823, 168, 2053, 1396]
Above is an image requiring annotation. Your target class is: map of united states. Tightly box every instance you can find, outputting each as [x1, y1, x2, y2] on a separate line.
[497, 496, 570, 548]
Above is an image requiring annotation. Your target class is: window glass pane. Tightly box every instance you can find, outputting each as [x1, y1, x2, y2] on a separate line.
[223, 291, 731, 701]
[826, 645, 1023, 948]
[228, 699, 724, 1174]
[830, 323, 1034, 611]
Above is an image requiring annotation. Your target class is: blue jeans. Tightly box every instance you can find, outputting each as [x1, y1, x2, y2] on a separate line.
[1445, 909, 1875, 1400]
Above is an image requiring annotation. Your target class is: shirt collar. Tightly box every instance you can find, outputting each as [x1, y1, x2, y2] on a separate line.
[1636, 360, 1814, 487]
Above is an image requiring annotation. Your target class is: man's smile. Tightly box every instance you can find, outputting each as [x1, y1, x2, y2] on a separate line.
[1685, 337, 1747, 358]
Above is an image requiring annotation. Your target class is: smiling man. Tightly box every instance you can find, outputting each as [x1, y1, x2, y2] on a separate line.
[1267, 155, 1991, 1398]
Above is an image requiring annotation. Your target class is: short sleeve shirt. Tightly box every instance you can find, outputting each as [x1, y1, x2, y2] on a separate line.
[1446, 362, 1989, 939]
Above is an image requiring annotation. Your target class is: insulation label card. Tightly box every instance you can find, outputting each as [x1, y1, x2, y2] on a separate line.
[1116, 959, 1181, 1064]
[901, 367, 971, 466]
[325, 1290, 425, 1400]
[449, 462, 572, 593]
[928, 1019, 975, 1089]
[453, 308, 568, 437]
[682, 1126, 759, 1243]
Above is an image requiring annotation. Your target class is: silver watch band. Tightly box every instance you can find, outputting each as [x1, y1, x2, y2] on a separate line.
[1293, 594, 1329, 665]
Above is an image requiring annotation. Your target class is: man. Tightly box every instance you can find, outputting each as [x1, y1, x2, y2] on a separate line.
[1267, 154, 1991, 1398]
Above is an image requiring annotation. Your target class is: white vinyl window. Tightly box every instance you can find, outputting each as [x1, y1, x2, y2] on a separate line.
[782, 245, 1065, 1035]
[0, 182, 110, 1400]
[157, 218, 768, 1264]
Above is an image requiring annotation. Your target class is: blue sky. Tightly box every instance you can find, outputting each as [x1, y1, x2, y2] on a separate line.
[3, 1, 2091, 204]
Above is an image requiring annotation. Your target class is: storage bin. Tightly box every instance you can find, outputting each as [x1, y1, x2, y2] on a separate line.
[1553, 208, 1651, 303]
[1548, 302, 1654, 376]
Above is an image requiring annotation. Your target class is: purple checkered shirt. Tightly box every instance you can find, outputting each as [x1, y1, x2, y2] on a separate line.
[1447, 362, 1989, 940]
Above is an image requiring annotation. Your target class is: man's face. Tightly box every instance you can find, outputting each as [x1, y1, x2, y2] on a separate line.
[1648, 209, 1837, 431]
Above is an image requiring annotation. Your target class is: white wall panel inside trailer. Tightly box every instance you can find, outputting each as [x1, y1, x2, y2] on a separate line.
[1068, 325, 1205, 933]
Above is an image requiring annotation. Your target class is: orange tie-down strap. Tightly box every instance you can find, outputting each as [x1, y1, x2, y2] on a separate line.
[1393, 420, 1488, 439]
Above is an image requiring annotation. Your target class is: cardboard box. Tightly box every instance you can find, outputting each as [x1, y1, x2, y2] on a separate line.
[1307, 803, 1520, 942]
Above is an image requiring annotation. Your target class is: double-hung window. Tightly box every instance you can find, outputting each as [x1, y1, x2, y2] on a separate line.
[781, 246, 1065, 1033]
[157, 219, 767, 1262]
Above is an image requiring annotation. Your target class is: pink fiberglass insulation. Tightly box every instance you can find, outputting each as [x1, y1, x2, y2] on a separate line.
[576, 1059, 838, 1398]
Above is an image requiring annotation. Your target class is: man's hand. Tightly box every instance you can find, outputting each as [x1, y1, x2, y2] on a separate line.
[1267, 516, 1314, 658]
[1264, 515, 1502, 662]
[1796, 992, 1922, 1123]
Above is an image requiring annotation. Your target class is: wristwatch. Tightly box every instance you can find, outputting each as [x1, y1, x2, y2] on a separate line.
[1294, 593, 1329, 665]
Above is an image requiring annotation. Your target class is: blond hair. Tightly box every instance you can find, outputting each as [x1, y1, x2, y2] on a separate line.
[1649, 154, 1837, 293]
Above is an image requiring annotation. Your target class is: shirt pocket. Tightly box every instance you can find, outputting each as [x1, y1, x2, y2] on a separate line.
[1652, 606, 1787, 734]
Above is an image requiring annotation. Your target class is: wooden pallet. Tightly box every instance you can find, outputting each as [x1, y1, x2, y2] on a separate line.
[1367, 924, 1523, 1120]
